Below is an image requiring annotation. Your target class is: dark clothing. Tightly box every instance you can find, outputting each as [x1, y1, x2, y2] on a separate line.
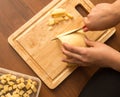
[79, 68, 120, 97]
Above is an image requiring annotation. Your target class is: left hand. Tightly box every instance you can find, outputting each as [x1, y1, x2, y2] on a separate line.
[61, 39, 120, 70]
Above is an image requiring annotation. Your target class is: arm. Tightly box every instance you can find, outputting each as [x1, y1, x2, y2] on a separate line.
[62, 0, 120, 72]
[83, 0, 120, 31]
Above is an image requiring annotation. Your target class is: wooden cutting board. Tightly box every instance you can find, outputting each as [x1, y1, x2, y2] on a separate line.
[8, 0, 116, 89]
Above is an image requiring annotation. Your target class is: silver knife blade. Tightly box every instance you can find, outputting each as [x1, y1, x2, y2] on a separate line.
[51, 27, 83, 40]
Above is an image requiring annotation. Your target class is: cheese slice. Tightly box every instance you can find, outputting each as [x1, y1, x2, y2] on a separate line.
[51, 8, 66, 17]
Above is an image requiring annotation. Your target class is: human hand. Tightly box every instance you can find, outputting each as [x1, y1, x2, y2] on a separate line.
[62, 39, 120, 71]
[83, 3, 120, 31]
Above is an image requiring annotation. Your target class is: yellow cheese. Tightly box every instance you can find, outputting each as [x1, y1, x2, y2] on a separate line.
[26, 89, 32, 95]
[58, 31, 86, 47]
[17, 83, 25, 89]
[51, 8, 66, 17]
[48, 18, 55, 26]
[48, 8, 73, 30]
[19, 90, 24, 95]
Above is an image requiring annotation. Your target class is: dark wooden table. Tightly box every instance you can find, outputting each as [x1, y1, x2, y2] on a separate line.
[0, 0, 119, 97]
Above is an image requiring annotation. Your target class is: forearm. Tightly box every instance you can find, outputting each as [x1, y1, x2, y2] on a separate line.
[113, 0, 120, 7]
[108, 0, 120, 71]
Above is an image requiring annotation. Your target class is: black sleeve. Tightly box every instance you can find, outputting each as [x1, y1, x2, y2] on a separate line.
[78, 68, 120, 97]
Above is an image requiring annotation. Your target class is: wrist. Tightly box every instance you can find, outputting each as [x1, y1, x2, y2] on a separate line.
[109, 52, 120, 72]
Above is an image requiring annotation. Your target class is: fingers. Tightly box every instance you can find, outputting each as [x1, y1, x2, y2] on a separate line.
[62, 57, 83, 66]
[62, 45, 82, 60]
[84, 17, 89, 26]
[62, 39, 97, 55]
[62, 43, 89, 66]
[61, 41, 98, 66]
[84, 39, 95, 47]
[83, 17, 99, 31]
[83, 25, 89, 32]
[83, 17, 90, 31]
[62, 43, 85, 55]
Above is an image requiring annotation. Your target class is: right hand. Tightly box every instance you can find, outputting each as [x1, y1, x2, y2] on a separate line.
[83, 3, 120, 31]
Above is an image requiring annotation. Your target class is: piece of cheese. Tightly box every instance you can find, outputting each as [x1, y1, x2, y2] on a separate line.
[8, 81, 14, 86]
[51, 8, 66, 17]
[1, 79, 6, 84]
[10, 75, 17, 81]
[5, 93, 12, 97]
[48, 8, 73, 30]
[48, 18, 55, 26]
[17, 83, 25, 89]
[26, 89, 32, 95]
[0, 84, 3, 89]
[58, 31, 86, 47]
[66, 13, 73, 19]
[19, 90, 24, 96]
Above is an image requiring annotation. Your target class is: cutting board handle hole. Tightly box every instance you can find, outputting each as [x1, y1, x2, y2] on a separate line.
[75, 4, 89, 17]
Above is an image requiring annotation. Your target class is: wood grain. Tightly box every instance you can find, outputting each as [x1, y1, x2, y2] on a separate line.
[0, 0, 119, 97]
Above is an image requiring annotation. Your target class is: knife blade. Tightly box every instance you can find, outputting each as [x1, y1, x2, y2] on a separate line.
[51, 26, 86, 40]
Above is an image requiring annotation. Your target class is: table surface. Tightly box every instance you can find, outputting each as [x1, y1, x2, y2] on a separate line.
[0, 0, 119, 97]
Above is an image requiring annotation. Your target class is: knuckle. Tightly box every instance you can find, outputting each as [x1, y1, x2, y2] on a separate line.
[70, 47, 75, 51]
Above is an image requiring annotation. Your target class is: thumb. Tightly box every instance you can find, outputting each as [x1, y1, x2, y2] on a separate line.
[83, 25, 89, 32]
[83, 17, 89, 25]
[85, 39, 96, 47]
[83, 17, 89, 32]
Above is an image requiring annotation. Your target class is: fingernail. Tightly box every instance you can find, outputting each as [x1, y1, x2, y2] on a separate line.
[83, 27, 89, 32]
[83, 25, 89, 32]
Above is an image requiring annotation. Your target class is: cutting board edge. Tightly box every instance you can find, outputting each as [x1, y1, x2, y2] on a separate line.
[97, 27, 116, 43]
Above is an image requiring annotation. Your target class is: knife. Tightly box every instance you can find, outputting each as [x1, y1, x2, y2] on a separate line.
[51, 25, 86, 40]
